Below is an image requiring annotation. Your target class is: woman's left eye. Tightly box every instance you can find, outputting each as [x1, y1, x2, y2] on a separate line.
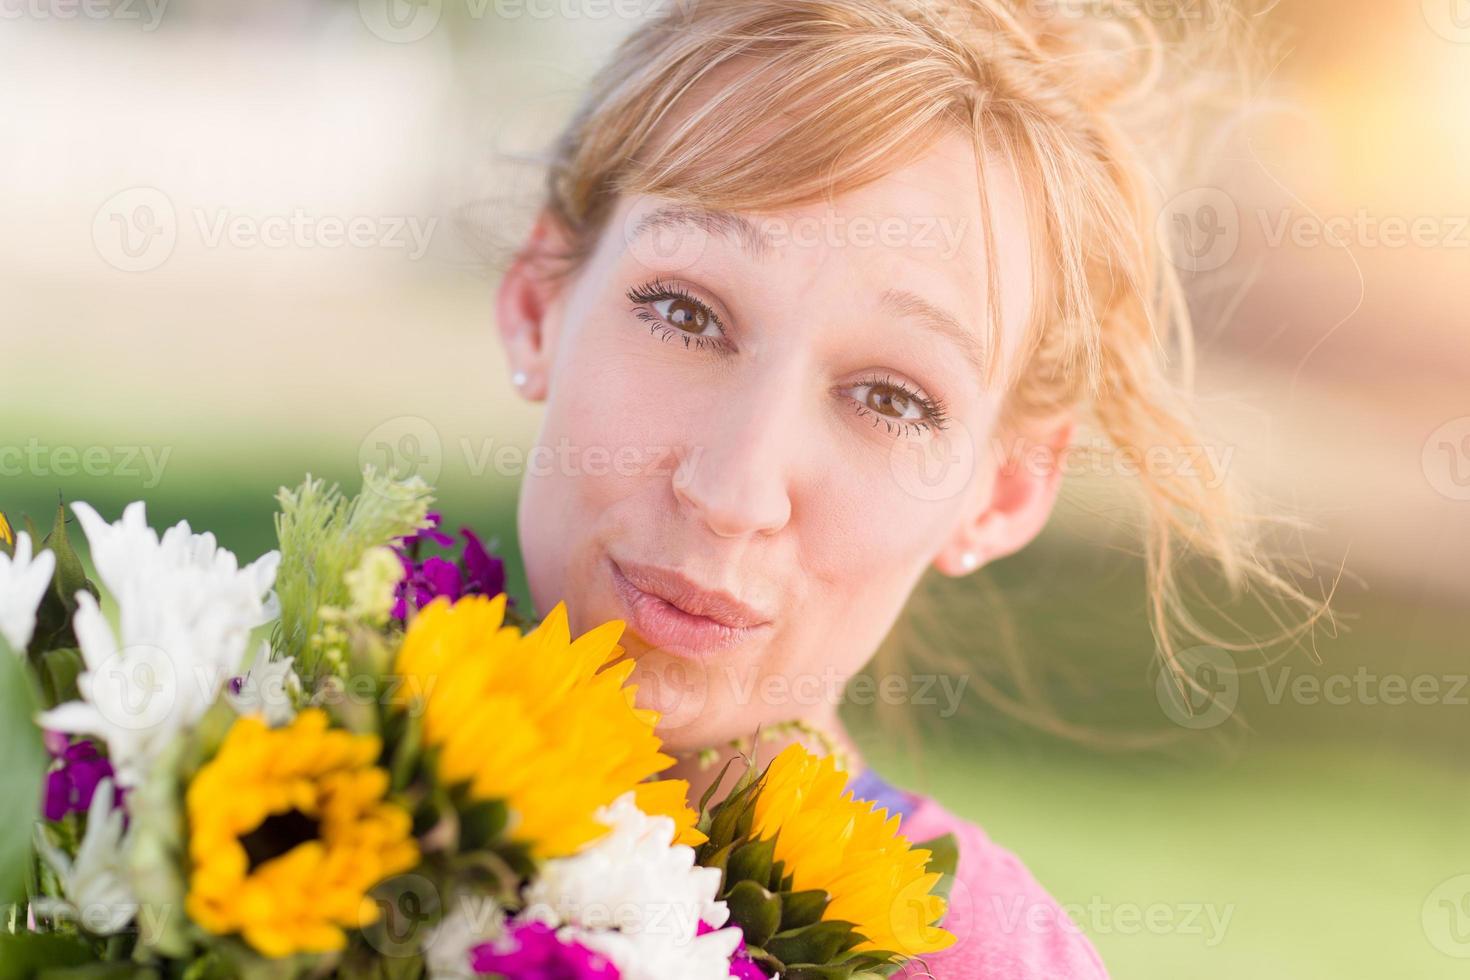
[844, 375, 950, 436]
[627, 279, 728, 350]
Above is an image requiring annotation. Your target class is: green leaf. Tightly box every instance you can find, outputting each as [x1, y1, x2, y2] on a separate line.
[765, 919, 856, 967]
[387, 705, 424, 794]
[27, 503, 98, 657]
[914, 832, 959, 904]
[457, 799, 509, 852]
[0, 932, 94, 979]
[0, 645, 47, 908]
[707, 778, 761, 851]
[697, 756, 741, 813]
[36, 647, 84, 708]
[698, 840, 733, 878]
[727, 836, 776, 888]
[780, 889, 829, 931]
[46, 503, 92, 613]
[914, 832, 959, 878]
[725, 880, 782, 948]
[781, 966, 858, 980]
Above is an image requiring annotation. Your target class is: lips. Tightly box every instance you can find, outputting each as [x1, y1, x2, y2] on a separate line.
[608, 557, 772, 657]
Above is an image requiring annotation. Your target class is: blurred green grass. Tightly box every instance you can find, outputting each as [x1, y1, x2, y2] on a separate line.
[4, 456, 1467, 978]
[856, 741, 1470, 979]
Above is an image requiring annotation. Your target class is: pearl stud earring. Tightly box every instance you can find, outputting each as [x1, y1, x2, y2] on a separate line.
[511, 370, 529, 388]
[959, 551, 979, 572]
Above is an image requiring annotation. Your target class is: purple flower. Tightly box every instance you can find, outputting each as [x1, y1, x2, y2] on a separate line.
[43, 737, 124, 821]
[460, 528, 506, 597]
[400, 512, 456, 550]
[469, 922, 619, 980]
[392, 513, 510, 619]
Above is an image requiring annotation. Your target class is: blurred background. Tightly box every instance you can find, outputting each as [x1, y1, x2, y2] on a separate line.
[2, 1, 1467, 976]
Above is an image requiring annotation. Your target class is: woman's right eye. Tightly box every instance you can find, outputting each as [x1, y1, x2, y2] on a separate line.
[627, 279, 730, 352]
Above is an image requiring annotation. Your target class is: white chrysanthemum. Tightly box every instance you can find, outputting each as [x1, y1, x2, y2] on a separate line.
[0, 531, 56, 653]
[520, 793, 741, 980]
[38, 501, 281, 787]
[424, 891, 506, 980]
[33, 779, 137, 934]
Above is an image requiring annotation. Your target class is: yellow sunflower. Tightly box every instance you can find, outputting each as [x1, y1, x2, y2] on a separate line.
[633, 777, 707, 847]
[752, 744, 956, 957]
[185, 709, 419, 958]
[393, 592, 700, 857]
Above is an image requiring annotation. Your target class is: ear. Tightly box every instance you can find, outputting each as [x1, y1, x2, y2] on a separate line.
[935, 412, 1073, 576]
[496, 211, 574, 402]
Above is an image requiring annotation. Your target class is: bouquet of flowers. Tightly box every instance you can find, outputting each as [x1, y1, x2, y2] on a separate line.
[0, 470, 957, 979]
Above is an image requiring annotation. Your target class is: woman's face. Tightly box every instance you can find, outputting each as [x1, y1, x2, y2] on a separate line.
[502, 132, 1060, 749]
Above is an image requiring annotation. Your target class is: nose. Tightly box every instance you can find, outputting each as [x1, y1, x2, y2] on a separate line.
[671, 382, 796, 539]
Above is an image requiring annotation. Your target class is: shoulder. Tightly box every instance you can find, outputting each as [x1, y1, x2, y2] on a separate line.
[893, 794, 1110, 980]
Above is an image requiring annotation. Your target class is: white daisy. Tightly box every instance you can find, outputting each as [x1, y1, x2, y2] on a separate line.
[519, 793, 741, 980]
[32, 778, 137, 935]
[0, 531, 56, 653]
[38, 501, 281, 787]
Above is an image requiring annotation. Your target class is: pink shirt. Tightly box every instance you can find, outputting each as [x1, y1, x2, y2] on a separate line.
[849, 772, 1109, 980]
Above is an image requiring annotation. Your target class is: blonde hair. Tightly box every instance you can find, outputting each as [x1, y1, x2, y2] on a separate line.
[532, 0, 1331, 703]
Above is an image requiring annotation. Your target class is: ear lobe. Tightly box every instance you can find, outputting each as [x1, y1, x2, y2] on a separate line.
[496, 212, 572, 402]
[937, 414, 1074, 576]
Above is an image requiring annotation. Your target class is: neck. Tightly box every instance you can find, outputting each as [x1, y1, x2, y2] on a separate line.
[663, 711, 868, 811]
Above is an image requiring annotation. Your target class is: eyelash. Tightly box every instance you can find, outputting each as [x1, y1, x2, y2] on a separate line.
[627, 277, 731, 353]
[625, 277, 951, 437]
[847, 372, 952, 437]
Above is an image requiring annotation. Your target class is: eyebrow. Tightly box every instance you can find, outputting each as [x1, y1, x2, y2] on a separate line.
[879, 287, 987, 376]
[628, 204, 775, 261]
[630, 205, 987, 375]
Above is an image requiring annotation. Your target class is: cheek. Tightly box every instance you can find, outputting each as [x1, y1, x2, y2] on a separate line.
[519, 315, 692, 612]
[797, 426, 978, 590]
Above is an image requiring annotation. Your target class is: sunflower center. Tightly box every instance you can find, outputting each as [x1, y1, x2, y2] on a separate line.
[240, 809, 320, 871]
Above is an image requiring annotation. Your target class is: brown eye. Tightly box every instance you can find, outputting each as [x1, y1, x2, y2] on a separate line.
[845, 377, 938, 432]
[866, 385, 912, 418]
[656, 297, 710, 333]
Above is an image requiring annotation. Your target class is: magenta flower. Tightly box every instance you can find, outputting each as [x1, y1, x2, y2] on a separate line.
[392, 513, 510, 619]
[469, 922, 619, 979]
[43, 737, 125, 821]
[698, 920, 771, 979]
